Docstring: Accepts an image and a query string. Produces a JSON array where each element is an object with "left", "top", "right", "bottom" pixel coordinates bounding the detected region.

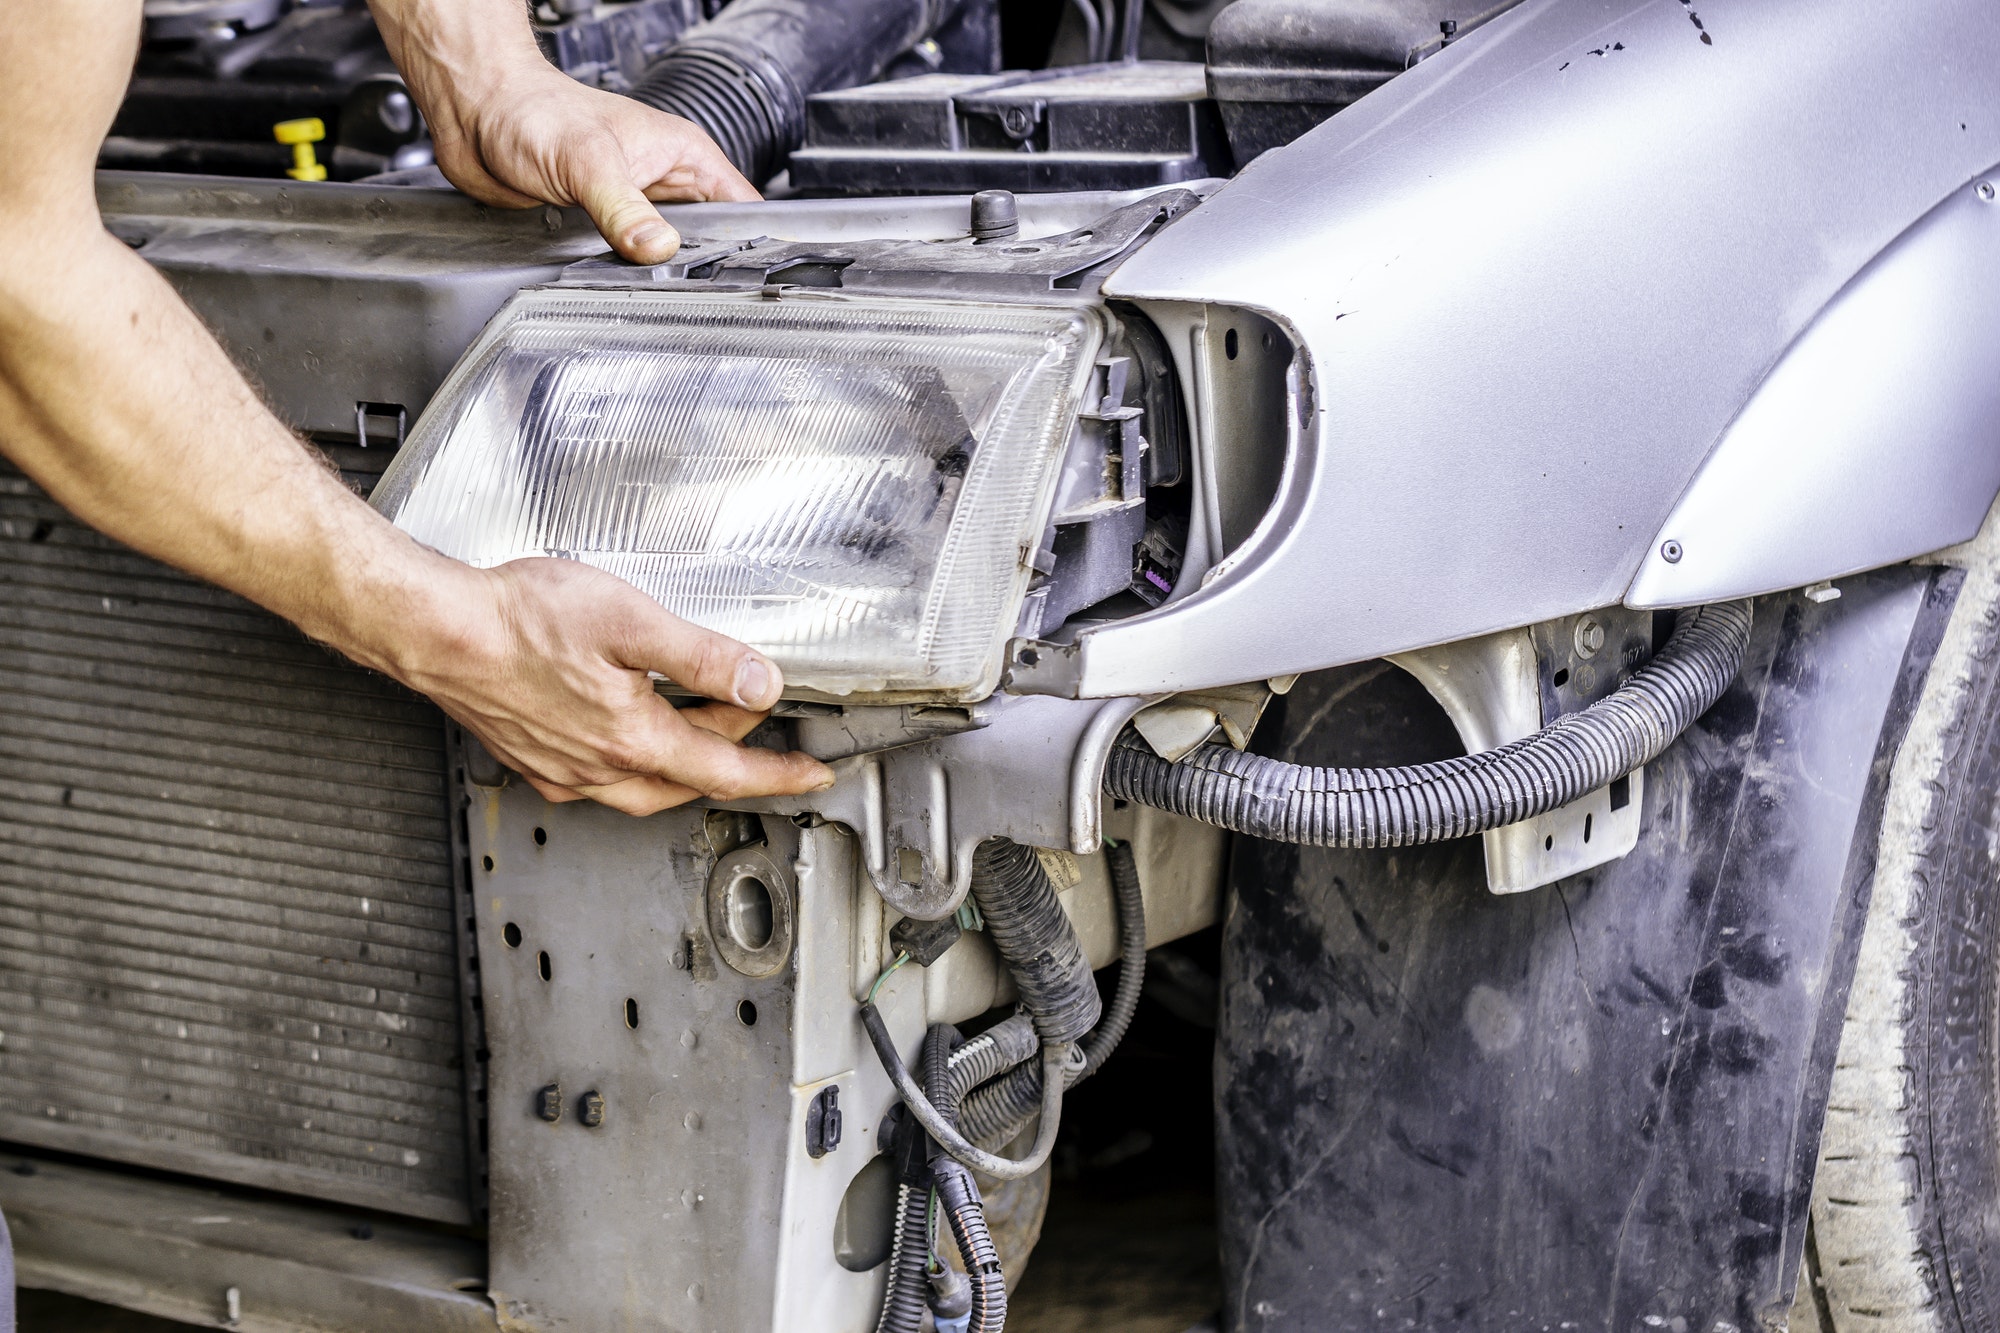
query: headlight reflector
[{"left": 372, "top": 289, "right": 1106, "bottom": 700}]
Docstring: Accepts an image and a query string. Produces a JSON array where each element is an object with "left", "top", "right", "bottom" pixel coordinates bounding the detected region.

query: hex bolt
[
  {"left": 535, "top": 1082, "right": 563, "bottom": 1123},
  {"left": 1573, "top": 618, "right": 1606, "bottom": 659},
  {"left": 579, "top": 1090, "right": 606, "bottom": 1128},
  {"left": 1660, "top": 540, "right": 1684, "bottom": 564},
  {"left": 969, "top": 190, "right": 1020, "bottom": 242}
]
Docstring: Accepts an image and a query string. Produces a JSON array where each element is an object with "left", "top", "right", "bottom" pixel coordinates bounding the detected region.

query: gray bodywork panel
[
  {"left": 1084, "top": 0, "right": 2000, "bottom": 695},
  {"left": 1627, "top": 173, "right": 2000, "bottom": 607},
  {"left": 96, "top": 172, "right": 1189, "bottom": 440}
]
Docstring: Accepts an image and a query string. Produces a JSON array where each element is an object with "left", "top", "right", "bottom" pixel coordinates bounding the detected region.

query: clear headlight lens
[{"left": 372, "top": 289, "right": 1105, "bottom": 701}]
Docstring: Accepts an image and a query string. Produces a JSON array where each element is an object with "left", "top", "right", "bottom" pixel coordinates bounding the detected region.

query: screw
[
  {"left": 535, "top": 1082, "right": 563, "bottom": 1123},
  {"left": 578, "top": 1090, "right": 606, "bottom": 1128},
  {"left": 1573, "top": 617, "right": 1606, "bottom": 659},
  {"left": 1980, "top": 181, "right": 1996, "bottom": 202},
  {"left": 1440, "top": 18, "right": 1458, "bottom": 37},
  {"left": 1660, "top": 540, "right": 1684, "bottom": 564}
]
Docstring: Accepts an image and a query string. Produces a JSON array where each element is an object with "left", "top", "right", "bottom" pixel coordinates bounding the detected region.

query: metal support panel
[
  {"left": 466, "top": 777, "right": 1223, "bottom": 1331},
  {"left": 2, "top": 1151, "right": 493, "bottom": 1333},
  {"left": 1390, "top": 608, "right": 1649, "bottom": 895}
]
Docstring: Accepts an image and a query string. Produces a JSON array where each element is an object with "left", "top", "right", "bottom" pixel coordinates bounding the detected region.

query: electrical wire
[
  {"left": 861, "top": 1003, "right": 1072, "bottom": 1180},
  {"left": 868, "top": 950, "right": 912, "bottom": 1005}
]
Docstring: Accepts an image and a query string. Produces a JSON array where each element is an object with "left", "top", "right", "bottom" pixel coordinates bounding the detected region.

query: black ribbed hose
[
  {"left": 969, "top": 839, "right": 1102, "bottom": 1045},
  {"left": 877, "top": 1024, "right": 969, "bottom": 1333},
  {"left": 628, "top": 0, "right": 952, "bottom": 185},
  {"left": 957, "top": 841, "right": 1147, "bottom": 1147},
  {"left": 947, "top": 1015, "right": 1039, "bottom": 1101},
  {"left": 934, "top": 1157, "right": 1007, "bottom": 1333},
  {"left": 1105, "top": 602, "right": 1752, "bottom": 846},
  {"left": 874, "top": 1181, "right": 931, "bottom": 1333},
  {"left": 860, "top": 839, "right": 1098, "bottom": 1179}
]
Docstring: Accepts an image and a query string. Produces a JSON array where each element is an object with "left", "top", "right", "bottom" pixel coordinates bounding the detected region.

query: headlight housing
[{"left": 372, "top": 288, "right": 1108, "bottom": 701}]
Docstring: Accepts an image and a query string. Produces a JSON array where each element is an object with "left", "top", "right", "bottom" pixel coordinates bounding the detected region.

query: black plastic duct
[
  {"left": 1106, "top": 602, "right": 1752, "bottom": 846},
  {"left": 627, "top": 0, "right": 957, "bottom": 186}
]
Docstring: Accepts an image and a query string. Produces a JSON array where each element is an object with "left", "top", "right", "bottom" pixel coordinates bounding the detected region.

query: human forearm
[
  {"left": 365, "top": 0, "right": 545, "bottom": 159},
  {"left": 0, "top": 221, "right": 463, "bottom": 679}
]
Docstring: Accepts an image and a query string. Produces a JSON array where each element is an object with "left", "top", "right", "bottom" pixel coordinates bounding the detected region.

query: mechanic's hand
[
  {"left": 405, "top": 558, "right": 833, "bottom": 817},
  {"left": 370, "top": 1, "right": 759, "bottom": 264}
]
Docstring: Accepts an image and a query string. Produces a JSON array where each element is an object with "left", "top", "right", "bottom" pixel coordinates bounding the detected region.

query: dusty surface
[
  {"left": 1008, "top": 1184, "right": 1219, "bottom": 1333},
  {"left": 18, "top": 1289, "right": 191, "bottom": 1331}
]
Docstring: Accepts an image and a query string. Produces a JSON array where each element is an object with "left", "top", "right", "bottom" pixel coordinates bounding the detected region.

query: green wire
[
  {"left": 866, "top": 950, "right": 912, "bottom": 1005},
  {"left": 926, "top": 1187, "right": 942, "bottom": 1271}
]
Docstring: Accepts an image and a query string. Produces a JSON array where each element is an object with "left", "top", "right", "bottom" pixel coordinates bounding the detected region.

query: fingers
[
  {"left": 577, "top": 168, "right": 683, "bottom": 264},
  {"left": 620, "top": 709, "right": 834, "bottom": 800},
  {"left": 521, "top": 774, "right": 586, "bottom": 804},
  {"left": 623, "top": 106, "right": 761, "bottom": 203},
  {"left": 675, "top": 701, "right": 774, "bottom": 744},
  {"left": 611, "top": 599, "right": 785, "bottom": 711},
  {"left": 571, "top": 775, "right": 703, "bottom": 816}
]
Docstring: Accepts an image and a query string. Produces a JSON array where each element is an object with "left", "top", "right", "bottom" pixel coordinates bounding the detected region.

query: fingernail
[
  {"left": 734, "top": 657, "right": 773, "bottom": 708},
  {"left": 628, "top": 221, "right": 677, "bottom": 256}
]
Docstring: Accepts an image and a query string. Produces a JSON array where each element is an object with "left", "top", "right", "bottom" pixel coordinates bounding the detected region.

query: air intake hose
[
  {"left": 1105, "top": 601, "right": 1752, "bottom": 846},
  {"left": 628, "top": 0, "right": 954, "bottom": 185}
]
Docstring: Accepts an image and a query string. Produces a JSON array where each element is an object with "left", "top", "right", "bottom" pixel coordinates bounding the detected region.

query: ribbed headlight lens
[{"left": 372, "top": 288, "right": 1106, "bottom": 700}]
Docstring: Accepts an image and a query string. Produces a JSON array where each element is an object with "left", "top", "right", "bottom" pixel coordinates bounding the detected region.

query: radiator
[{"left": 0, "top": 466, "right": 473, "bottom": 1224}]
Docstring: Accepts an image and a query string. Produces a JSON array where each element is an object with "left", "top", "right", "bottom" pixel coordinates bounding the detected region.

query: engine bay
[{"left": 113, "top": 0, "right": 1512, "bottom": 190}]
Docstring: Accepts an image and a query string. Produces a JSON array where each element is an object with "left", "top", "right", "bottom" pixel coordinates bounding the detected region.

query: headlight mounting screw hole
[
  {"left": 537, "top": 951, "right": 551, "bottom": 982},
  {"left": 533, "top": 827, "right": 546, "bottom": 847},
  {"left": 502, "top": 922, "right": 522, "bottom": 949},
  {"left": 1660, "top": 539, "right": 1684, "bottom": 564},
  {"left": 625, "top": 997, "right": 639, "bottom": 1030},
  {"left": 481, "top": 854, "right": 494, "bottom": 873},
  {"left": 1224, "top": 328, "right": 1239, "bottom": 360},
  {"left": 1980, "top": 180, "right": 1996, "bottom": 202},
  {"left": 724, "top": 874, "right": 775, "bottom": 951},
  {"left": 737, "top": 1000, "right": 758, "bottom": 1027}
]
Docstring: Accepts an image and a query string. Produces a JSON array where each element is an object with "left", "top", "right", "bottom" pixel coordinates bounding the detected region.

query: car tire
[{"left": 1812, "top": 509, "right": 2000, "bottom": 1332}]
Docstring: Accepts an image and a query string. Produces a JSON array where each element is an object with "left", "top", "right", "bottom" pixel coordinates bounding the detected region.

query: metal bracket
[
  {"left": 1391, "top": 607, "right": 1654, "bottom": 895},
  {"left": 352, "top": 400, "right": 406, "bottom": 448}
]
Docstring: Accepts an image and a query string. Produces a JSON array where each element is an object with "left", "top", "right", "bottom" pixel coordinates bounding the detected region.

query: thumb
[
  {"left": 580, "top": 173, "right": 681, "bottom": 264},
  {"left": 612, "top": 597, "right": 786, "bottom": 712}
]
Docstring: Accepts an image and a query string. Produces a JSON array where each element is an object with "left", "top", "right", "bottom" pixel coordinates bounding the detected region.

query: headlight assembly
[{"left": 372, "top": 288, "right": 1109, "bottom": 701}]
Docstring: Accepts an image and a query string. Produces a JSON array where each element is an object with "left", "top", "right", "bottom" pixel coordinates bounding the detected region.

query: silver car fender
[{"left": 1070, "top": 0, "right": 2000, "bottom": 696}]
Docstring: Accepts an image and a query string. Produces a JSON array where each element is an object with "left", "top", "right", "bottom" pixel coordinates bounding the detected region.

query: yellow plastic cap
[{"left": 273, "top": 117, "right": 325, "bottom": 146}]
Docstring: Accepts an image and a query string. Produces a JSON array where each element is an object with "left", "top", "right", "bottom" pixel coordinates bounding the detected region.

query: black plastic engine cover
[
  {"left": 1205, "top": 0, "right": 1527, "bottom": 162},
  {"left": 788, "top": 61, "right": 1231, "bottom": 195}
]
